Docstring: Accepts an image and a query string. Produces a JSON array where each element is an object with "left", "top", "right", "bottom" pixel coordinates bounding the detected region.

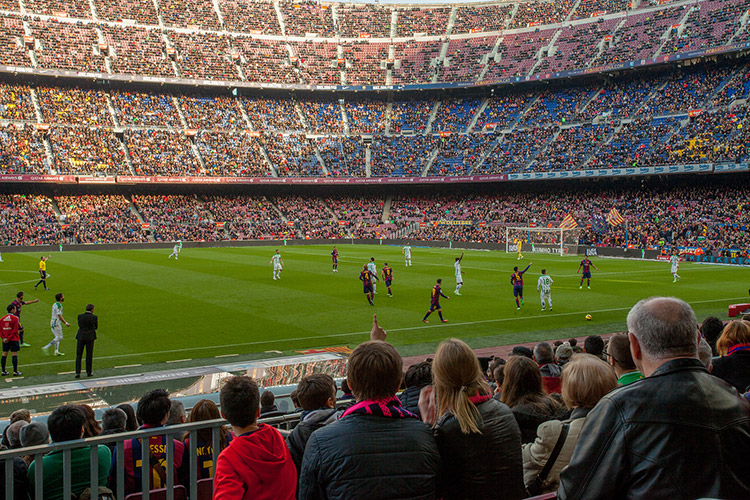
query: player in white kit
[
  {"left": 271, "top": 249, "right": 284, "bottom": 280},
  {"left": 367, "top": 257, "right": 378, "bottom": 294},
  {"left": 454, "top": 251, "right": 464, "bottom": 295},
  {"left": 42, "top": 293, "right": 70, "bottom": 356},
  {"left": 537, "top": 269, "right": 553, "bottom": 312},
  {"left": 402, "top": 243, "right": 412, "bottom": 267},
  {"left": 168, "top": 240, "right": 182, "bottom": 259},
  {"left": 670, "top": 251, "right": 681, "bottom": 282}
]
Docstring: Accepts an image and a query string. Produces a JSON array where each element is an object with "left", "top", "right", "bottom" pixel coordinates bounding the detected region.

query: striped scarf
[{"left": 341, "top": 396, "right": 418, "bottom": 420}]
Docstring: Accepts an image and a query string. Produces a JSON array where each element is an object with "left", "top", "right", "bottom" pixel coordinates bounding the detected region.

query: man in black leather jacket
[{"left": 558, "top": 296, "right": 750, "bottom": 500}]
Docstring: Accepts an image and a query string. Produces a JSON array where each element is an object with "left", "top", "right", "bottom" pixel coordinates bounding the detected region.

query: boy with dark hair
[
  {"left": 286, "top": 374, "right": 339, "bottom": 471},
  {"left": 214, "top": 376, "right": 296, "bottom": 500},
  {"left": 109, "top": 389, "right": 185, "bottom": 495},
  {"left": 583, "top": 334, "right": 605, "bottom": 360},
  {"left": 29, "top": 405, "right": 110, "bottom": 499}
]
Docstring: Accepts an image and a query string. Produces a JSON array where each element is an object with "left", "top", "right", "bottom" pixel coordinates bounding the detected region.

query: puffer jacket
[
  {"left": 398, "top": 385, "right": 425, "bottom": 419},
  {"left": 558, "top": 358, "right": 750, "bottom": 500},
  {"left": 286, "top": 408, "right": 340, "bottom": 472},
  {"left": 433, "top": 398, "right": 526, "bottom": 500},
  {"left": 298, "top": 413, "right": 440, "bottom": 500}
]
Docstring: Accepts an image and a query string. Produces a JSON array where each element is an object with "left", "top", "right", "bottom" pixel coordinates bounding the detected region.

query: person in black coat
[
  {"left": 711, "top": 320, "right": 750, "bottom": 392},
  {"left": 75, "top": 304, "right": 97, "bottom": 378},
  {"left": 299, "top": 320, "right": 440, "bottom": 500}
]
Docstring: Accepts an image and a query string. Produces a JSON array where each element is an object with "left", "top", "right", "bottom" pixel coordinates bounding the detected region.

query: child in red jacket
[{"left": 214, "top": 376, "right": 296, "bottom": 500}]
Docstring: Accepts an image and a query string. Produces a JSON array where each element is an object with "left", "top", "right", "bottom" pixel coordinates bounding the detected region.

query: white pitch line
[
  {"left": 17, "top": 295, "right": 749, "bottom": 368},
  {"left": 115, "top": 364, "right": 141, "bottom": 369},
  {"left": 166, "top": 359, "right": 192, "bottom": 363},
  {"left": 58, "top": 370, "right": 76, "bottom": 375},
  {"left": 0, "top": 279, "right": 43, "bottom": 287}
]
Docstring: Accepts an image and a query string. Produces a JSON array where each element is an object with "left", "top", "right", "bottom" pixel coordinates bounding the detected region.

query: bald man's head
[{"left": 627, "top": 297, "right": 698, "bottom": 360}]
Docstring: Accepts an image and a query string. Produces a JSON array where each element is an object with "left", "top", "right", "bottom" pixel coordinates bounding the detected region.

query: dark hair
[
  {"left": 436, "top": 279, "right": 442, "bottom": 284},
  {"left": 220, "top": 376, "right": 260, "bottom": 427},
  {"left": 541, "top": 269, "right": 546, "bottom": 274},
  {"left": 290, "top": 390, "right": 300, "bottom": 408},
  {"left": 184, "top": 399, "right": 229, "bottom": 451},
  {"left": 584, "top": 335, "right": 605, "bottom": 356},
  {"left": 340, "top": 379, "right": 352, "bottom": 395},
  {"left": 78, "top": 404, "right": 102, "bottom": 438},
  {"left": 136, "top": 389, "right": 172, "bottom": 426},
  {"left": 55, "top": 293, "right": 63, "bottom": 302},
  {"left": 48, "top": 405, "right": 85, "bottom": 442},
  {"left": 568, "top": 337, "right": 578, "bottom": 347},
  {"left": 117, "top": 403, "right": 139, "bottom": 431},
  {"left": 347, "top": 341, "right": 403, "bottom": 401},
  {"left": 403, "top": 361, "right": 432, "bottom": 388},
  {"left": 260, "top": 390, "right": 275, "bottom": 407},
  {"left": 296, "top": 373, "right": 336, "bottom": 411},
  {"left": 488, "top": 358, "right": 505, "bottom": 383},
  {"left": 510, "top": 346, "right": 533, "bottom": 359},
  {"left": 513, "top": 266, "right": 518, "bottom": 271},
  {"left": 16, "top": 291, "right": 23, "bottom": 299},
  {"left": 700, "top": 316, "right": 724, "bottom": 354},
  {"left": 7, "top": 303, "right": 15, "bottom": 313},
  {"left": 101, "top": 408, "right": 127, "bottom": 432},
  {"left": 606, "top": 333, "right": 636, "bottom": 370},
  {"left": 86, "top": 304, "right": 94, "bottom": 312},
  {"left": 501, "top": 356, "right": 550, "bottom": 409}
]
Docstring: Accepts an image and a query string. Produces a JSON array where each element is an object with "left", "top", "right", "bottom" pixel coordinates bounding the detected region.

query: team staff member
[
  {"left": 34, "top": 256, "right": 51, "bottom": 291},
  {"left": 12, "top": 291, "right": 39, "bottom": 347},
  {"left": 75, "top": 304, "right": 98, "bottom": 378},
  {"left": 1, "top": 303, "right": 22, "bottom": 376}
]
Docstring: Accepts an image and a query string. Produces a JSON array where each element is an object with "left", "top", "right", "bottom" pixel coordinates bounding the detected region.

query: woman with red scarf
[{"left": 711, "top": 320, "right": 750, "bottom": 392}]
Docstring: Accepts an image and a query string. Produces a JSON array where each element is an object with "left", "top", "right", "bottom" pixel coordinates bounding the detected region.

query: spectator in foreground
[
  {"left": 182, "top": 399, "right": 231, "bottom": 481},
  {"left": 30, "top": 405, "right": 111, "bottom": 500},
  {"left": 583, "top": 335, "right": 605, "bottom": 360},
  {"left": 109, "top": 389, "right": 184, "bottom": 495},
  {"left": 79, "top": 404, "right": 102, "bottom": 438},
  {"left": 523, "top": 354, "right": 617, "bottom": 494},
  {"left": 558, "top": 297, "right": 750, "bottom": 500},
  {"left": 700, "top": 315, "right": 724, "bottom": 355},
  {"left": 116, "top": 403, "right": 138, "bottom": 431},
  {"left": 286, "top": 373, "right": 340, "bottom": 472},
  {"left": 501, "top": 356, "right": 565, "bottom": 443},
  {"left": 214, "top": 376, "right": 296, "bottom": 500},
  {"left": 711, "top": 320, "right": 750, "bottom": 392},
  {"left": 421, "top": 338, "right": 525, "bottom": 500},
  {"left": 604, "top": 333, "right": 643, "bottom": 386},
  {"left": 299, "top": 340, "right": 440, "bottom": 499},
  {"left": 399, "top": 360, "right": 432, "bottom": 418}
]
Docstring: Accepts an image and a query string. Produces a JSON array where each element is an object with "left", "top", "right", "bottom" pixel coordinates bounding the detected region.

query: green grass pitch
[{"left": 0, "top": 244, "right": 746, "bottom": 379}]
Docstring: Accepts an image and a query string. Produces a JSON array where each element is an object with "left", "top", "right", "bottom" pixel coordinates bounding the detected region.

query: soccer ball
[{"left": 585, "top": 314, "right": 592, "bottom": 321}]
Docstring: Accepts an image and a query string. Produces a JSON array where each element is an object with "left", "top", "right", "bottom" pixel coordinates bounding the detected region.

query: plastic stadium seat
[
  {"left": 124, "top": 485, "right": 187, "bottom": 500},
  {"left": 197, "top": 478, "right": 213, "bottom": 500}
]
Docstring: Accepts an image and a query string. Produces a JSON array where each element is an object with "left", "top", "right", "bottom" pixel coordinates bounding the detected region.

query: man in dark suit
[{"left": 75, "top": 304, "right": 98, "bottom": 378}]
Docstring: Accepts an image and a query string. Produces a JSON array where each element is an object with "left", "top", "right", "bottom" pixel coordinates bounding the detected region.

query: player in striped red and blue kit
[
  {"left": 422, "top": 279, "right": 449, "bottom": 323},
  {"left": 511, "top": 263, "right": 532, "bottom": 310},
  {"left": 331, "top": 247, "right": 339, "bottom": 272},
  {"left": 577, "top": 257, "right": 599, "bottom": 289},
  {"left": 381, "top": 263, "right": 394, "bottom": 297},
  {"left": 359, "top": 265, "right": 377, "bottom": 306}
]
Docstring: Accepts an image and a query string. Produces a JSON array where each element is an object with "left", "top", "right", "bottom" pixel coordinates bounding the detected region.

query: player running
[
  {"left": 359, "top": 265, "right": 377, "bottom": 306},
  {"left": 511, "top": 262, "right": 532, "bottom": 310},
  {"left": 367, "top": 258, "right": 378, "bottom": 294},
  {"left": 422, "top": 279, "right": 449, "bottom": 323},
  {"left": 331, "top": 246, "right": 339, "bottom": 272},
  {"left": 577, "top": 257, "right": 598, "bottom": 289},
  {"left": 34, "top": 256, "right": 51, "bottom": 291},
  {"left": 402, "top": 243, "right": 412, "bottom": 267},
  {"left": 670, "top": 251, "right": 681, "bottom": 282},
  {"left": 382, "top": 263, "right": 394, "bottom": 297},
  {"left": 12, "top": 291, "right": 39, "bottom": 348},
  {"left": 42, "top": 293, "right": 70, "bottom": 356},
  {"left": 168, "top": 240, "right": 182, "bottom": 260},
  {"left": 454, "top": 251, "right": 464, "bottom": 295},
  {"left": 537, "top": 269, "right": 554, "bottom": 312},
  {"left": 271, "top": 249, "right": 284, "bottom": 280}
]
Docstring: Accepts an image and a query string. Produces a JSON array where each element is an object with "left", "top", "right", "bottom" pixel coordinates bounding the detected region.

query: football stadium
[{"left": 1, "top": 0, "right": 750, "bottom": 497}]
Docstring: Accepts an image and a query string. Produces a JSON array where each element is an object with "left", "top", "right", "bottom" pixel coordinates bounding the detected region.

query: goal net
[{"left": 505, "top": 227, "right": 581, "bottom": 256}]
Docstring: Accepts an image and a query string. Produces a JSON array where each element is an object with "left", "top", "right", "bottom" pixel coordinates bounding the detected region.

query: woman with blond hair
[
  {"left": 420, "top": 338, "right": 526, "bottom": 500},
  {"left": 522, "top": 354, "right": 617, "bottom": 494},
  {"left": 711, "top": 320, "right": 750, "bottom": 392}
]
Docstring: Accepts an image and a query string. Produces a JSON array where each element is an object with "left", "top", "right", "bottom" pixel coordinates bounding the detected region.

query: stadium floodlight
[{"left": 505, "top": 226, "right": 581, "bottom": 256}]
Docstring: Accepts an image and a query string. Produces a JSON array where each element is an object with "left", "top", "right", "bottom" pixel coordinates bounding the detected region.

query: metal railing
[{"left": 0, "top": 411, "right": 304, "bottom": 500}]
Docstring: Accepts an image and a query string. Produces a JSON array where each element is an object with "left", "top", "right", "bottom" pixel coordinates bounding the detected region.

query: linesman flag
[
  {"left": 559, "top": 214, "right": 578, "bottom": 229},
  {"left": 606, "top": 207, "right": 625, "bottom": 226}
]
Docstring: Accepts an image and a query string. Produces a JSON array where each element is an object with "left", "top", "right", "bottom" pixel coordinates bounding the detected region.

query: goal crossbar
[{"left": 505, "top": 226, "right": 580, "bottom": 256}]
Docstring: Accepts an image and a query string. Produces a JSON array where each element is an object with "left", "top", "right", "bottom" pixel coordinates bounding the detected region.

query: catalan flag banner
[
  {"left": 606, "top": 207, "right": 625, "bottom": 226},
  {"left": 560, "top": 214, "right": 578, "bottom": 229}
]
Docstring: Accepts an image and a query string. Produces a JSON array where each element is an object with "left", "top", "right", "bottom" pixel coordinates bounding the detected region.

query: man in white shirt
[
  {"left": 670, "top": 252, "right": 681, "bottom": 282},
  {"left": 271, "top": 250, "right": 284, "bottom": 280},
  {"left": 454, "top": 251, "right": 464, "bottom": 295},
  {"left": 42, "top": 293, "right": 70, "bottom": 356},
  {"left": 537, "top": 269, "right": 554, "bottom": 312},
  {"left": 402, "top": 243, "right": 412, "bottom": 267},
  {"left": 367, "top": 258, "right": 378, "bottom": 294},
  {"left": 168, "top": 240, "right": 182, "bottom": 260}
]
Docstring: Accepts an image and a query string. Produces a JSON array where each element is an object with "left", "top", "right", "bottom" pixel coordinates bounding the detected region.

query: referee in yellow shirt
[{"left": 34, "top": 255, "right": 51, "bottom": 291}]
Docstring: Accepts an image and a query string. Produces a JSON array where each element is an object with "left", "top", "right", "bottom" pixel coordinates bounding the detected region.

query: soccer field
[{"left": 0, "top": 244, "right": 747, "bottom": 379}]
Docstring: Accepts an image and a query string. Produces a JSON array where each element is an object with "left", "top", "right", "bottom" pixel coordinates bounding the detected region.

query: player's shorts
[
  {"left": 456, "top": 277, "right": 463, "bottom": 284},
  {"left": 384, "top": 280, "right": 392, "bottom": 287},
  {"left": 50, "top": 324, "right": 63, "bottom": 340},
  {"left": 370, "top": 276, "right": 377, "bottom": 284},
  {"left": 40, "top": 270, "right": 47, "bottom": 278},
  {"left": 332, "top": 257, "right": 337, "bottom": 263},
  {"left": 429, "top": 302, "right": 441, "bottom": 311},
  {"left": 274, "top": 264, "right": 282, "bottom": 271},
  {"left": 671, "top": 266, "right": 678, "bottom": 273},
  {"left": 581, "top": 271, "right": 591, "bottom": 279},
  {"left": 363, "top": 284, "right": 373, "bottom": 294},
  {"left": 540, "top": 291, "right": 551, "bottom": 299},
  {"left": 513, "top": 285, "right": 524, "bottom": 297},
  {"left": 2, "top": 340, "right": 19, "bottom": 352}
]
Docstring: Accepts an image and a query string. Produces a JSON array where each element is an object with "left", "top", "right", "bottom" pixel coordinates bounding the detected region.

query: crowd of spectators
[
  {"left": 0, "top": 194, "right": 60, "bottom": 245},
  {"left": 453, "top": 4, "right": 513, "bottom": 34},
  {"left": 110, "top": 90, "right": 182, "bottom": 128},
  {"left": 440, "top": 36, "right": 497, "bottom": 83},
  {"left": 510, "top": 0, "right": 576, "bottom": 29},
  {"left": 202, "top": 194, "right": 287, "bottom": 240},
  {"left": 0, "top": 124, "right": 48, "bottom": 174},
  {"left": 243, "top": 98, "right": 303, "bottom": 132},
  {"left": 94, "top": 0, "right": 159, "bottom": 23},
  {"left": 337, "top": 4, "right": 391, "bottom": 38},
  {"left": 36, "top": 87, "right": 111, "bottom": 126},
  {"left": 56, "top": 195, "right": 147, "bottom": 243},
  {"left": 264, "top": 134, "right": 323, "bottom": 177},
  {"left": 396, "top": 6, "right": 450, "bottom": 36},
  {"left": 25, "top": 0, "right": 90, "bottom": 18},
  {"left": 102, "top": 25, "right": 175, "bottom": 77},
  {"left": 220, "top": 0, "right": 281, "bottom": 35},
  {"left": 316, "top": 136, "right": 366, "bottom": 177},
  {"left": 280, "top": 0, "right": 335, "bottom": 37},
  {"left": 29, "top": 19, "right": 105, "bottom": 73},
  {"left": 196, "top": 131, "right": 270, "bottom": 177},
  {"left": 371, "top": 135, "right": 436, "bottom": 177},
  {"left": 125, "top": 129, "right": 201, "bottom": 176},
  {"left": 168, "top": 32, "right": 238, "bottom": 81},
  {"left": 342, "top": 41, "right": 388, "bottom": 86},
  {"left": 0, "top": 15, "right": 30, "bottom": 67},
  {"left": 133, "top": 194, "right": 219, "bottom": 241},
  {"left": 432, "top": 98, "right": 482, "bottom": 133},
  {"left": 344, "top": 99, "right": 386, "bottom": 134},
  {"left": 179, "top": 95, "right": 244, "bottom": 130},
  {"left": 49, "top": 126, "right": 128, "bottom": 175}
]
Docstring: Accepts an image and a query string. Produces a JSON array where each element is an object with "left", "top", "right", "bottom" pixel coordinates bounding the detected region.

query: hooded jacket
[
  {"left": 213, "top": 424, "right": 296, "bottom": 500},
  {"left": 286, "top": 408, "right": 340, "bottom": 472}
]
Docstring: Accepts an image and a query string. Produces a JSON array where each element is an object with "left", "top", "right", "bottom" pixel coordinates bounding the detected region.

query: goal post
[{"left": 505, "top": 226, "right": 581, "bottom": 256}]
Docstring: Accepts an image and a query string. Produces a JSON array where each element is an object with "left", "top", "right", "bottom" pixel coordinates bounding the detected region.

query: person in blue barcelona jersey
[
  {"left": 511, "top": 262, "right": 532, "bottom": 310},
  {"left": 577, "top": 257, "right": 599, "bottom": 289},
  {"left": 331, "top": 246, "right": 339, "bottom": 272},
  {"left": 359, "top": 265, "right": 377, "bottom": 306},
  {"left": 423, "top": 279, "right": 449, "bottom": 323},
  {"left": 382, "top": 263, "right": 394, "bottom": 297}
]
